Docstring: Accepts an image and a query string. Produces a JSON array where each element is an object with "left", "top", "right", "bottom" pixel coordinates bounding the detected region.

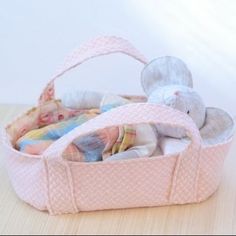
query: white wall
[{"left": 0, "top": 0, "right": 236, "bottom": 115}]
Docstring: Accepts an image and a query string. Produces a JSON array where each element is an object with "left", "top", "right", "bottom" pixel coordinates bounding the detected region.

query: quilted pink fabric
[{"left": 1, "top": 36, "right": 233, "bottom": 215}]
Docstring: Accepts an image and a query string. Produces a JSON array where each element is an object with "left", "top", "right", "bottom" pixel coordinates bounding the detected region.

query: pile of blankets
[{"left": 16, "top": 94, "right": 159, "bottom": 162}]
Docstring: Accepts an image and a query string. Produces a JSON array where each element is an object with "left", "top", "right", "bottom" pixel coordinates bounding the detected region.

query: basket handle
[
  {"left": 43, "top": 103, "right": 202, "bottom": 203},
  {"left": 38, "top": 36, "right": 148, "bottom": 105}
]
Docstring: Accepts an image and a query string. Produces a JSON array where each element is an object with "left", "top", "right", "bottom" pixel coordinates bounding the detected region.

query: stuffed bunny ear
[
  {"left": 200, "top": 107, "right": 234, "bottom": 145},
  {"left": 141, "top": 56, "right": 193, "bottom": 95}
]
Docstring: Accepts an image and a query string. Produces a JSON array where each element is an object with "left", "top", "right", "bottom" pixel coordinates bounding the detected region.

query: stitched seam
[
  {"left": 168, "top": 153, "right": 182, "bottom": 202},
  {"left": 65, "top": 162, "right": 79, "bottom": 213},
  {"left": 43, "top": 157, "right": 54, "bottom": 214},
  {"left": 195, "top": 147, "right": 202, "bottom": 202}
]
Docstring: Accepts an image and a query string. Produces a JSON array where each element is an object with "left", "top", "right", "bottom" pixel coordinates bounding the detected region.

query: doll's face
[{"left": 148, "top": 85, "right": 206, "bottom": 129}]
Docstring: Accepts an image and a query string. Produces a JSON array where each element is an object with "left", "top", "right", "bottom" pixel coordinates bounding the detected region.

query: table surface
[{"left": 0, "top": 104, "right": 236, "bottom": 235}]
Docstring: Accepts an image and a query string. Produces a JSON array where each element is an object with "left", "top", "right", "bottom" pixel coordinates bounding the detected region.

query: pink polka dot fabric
[{"left": 1, "top": 36, "right": 233, "bottom": 215}]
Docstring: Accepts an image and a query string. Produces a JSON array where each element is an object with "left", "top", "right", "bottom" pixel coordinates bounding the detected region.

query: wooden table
[{"left": 0, "top": 104, "right": 236, "bottom": 235}]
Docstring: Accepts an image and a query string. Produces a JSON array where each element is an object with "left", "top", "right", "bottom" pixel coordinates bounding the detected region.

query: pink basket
[{"left": 1, "top": 36, "right": 234, "bottom": 215}]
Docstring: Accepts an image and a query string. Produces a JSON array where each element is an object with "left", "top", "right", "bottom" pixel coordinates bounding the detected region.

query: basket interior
[{"left": 6, "top": 95, "right": 234, "bottom": 159}]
